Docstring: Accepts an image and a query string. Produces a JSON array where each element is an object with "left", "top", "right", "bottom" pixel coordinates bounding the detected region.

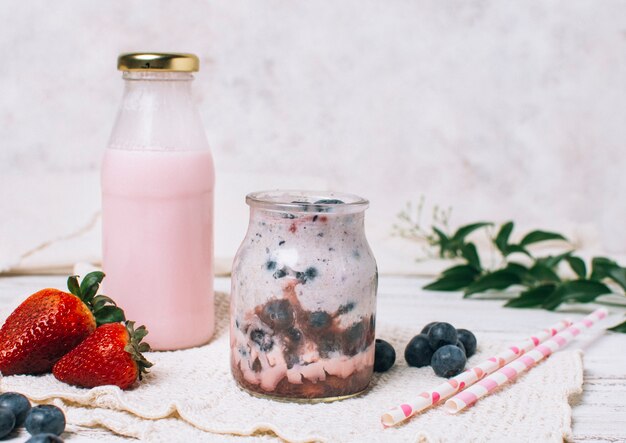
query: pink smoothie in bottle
[{"left": 102, "top": 53, "right": 215, "bottom": 350}]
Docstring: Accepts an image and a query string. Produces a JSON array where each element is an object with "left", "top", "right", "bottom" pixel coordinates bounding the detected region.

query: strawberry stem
[{"left": 123, "top": 321, "right": 153, "bottom": 380}]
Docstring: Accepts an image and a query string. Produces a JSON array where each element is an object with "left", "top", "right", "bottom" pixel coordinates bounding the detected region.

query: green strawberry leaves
[
  {"left": 94, "top": 305, "right": 126, "bottom": 326},
  {"left": 67, "top": 272, "right": 126, "bottom": 326},
  {"left": 67, "top": 275, "right": 81, "bottom": 297},
  {"left": 124, "top": 321, "right": 153, "bottom": 380}
]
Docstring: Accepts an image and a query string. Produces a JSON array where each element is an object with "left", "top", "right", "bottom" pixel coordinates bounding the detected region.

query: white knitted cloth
[{"left": 0, "top": 292, "right": 583, "bottom": 443}]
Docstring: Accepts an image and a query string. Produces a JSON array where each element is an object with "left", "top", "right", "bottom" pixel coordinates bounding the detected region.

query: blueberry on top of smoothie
[
  {"left": 265, "top": 260, "right": 277, "bottom": 271},
  {"left": 314, "top": 199, "right": 344, "bottom": 204},
  {"left": 259, "top": 299, "right": 294, "bottom": 330}
]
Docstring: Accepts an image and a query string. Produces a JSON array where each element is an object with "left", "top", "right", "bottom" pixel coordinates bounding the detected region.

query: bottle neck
[{"left": 108, "top": 71, "right": 209, "bottom": 152}]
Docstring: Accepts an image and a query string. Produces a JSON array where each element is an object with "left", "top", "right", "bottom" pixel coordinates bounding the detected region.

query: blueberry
[
  {"left": 404, "top": 334, "right": 434, "bottom": 368},
  {"left": 374, "top": 339, "right": 396, "bottom": 373},
  {"left": 0, "top": 392, "right": 31, "bottom": 427},
  {"left": 427, "top": 322, "right": 458, "bottom": 350},
  {"left": 431, "top": 345, "right": 467, "bottom": 378},
  {"left": 457, "top": 329, "right": 477, "bottom": 358},
  {"left": 265, "top": 260, "right": 277, "bottom": 271},
  {"left": 25, "top": 405, "right": 65, "bottom": 436},
  {"left": 420, "top": 321, "right": 438, "bottom": 335},
  {"left": 309, "top": 311, "right": 331, "bottom": 329},
  {"left": 250, "top": 329, "right": 274, "bottom": 352},
  {"left": 259, "top": 299, "right": 294, "bottom": 330},
  {"left": 0, "top": 407, "right": 15, "bottom": 438},
  {"left": 314, "top": 199, "right": 344, "bottom": 204},
  {"left": 26, "top": 433, "right": 64, "bottom": 443},
  {"left": 456, "top": 340, "right": 466, "bottom": 355}
]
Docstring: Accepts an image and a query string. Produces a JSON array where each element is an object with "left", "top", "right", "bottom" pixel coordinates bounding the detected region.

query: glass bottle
[
  {"left": 102, "top": 53, "right": 215, "bottom": 350},
  {"left": 230, "top": 190, "right": 378, "bottom": 401}
]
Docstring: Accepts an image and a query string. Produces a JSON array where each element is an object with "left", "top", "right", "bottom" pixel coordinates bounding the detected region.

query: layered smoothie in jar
[{"left": 230, "top": 191, "right": 378, "bottom": 400}]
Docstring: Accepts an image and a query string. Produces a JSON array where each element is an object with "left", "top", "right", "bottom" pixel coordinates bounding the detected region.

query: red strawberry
[
  {"left": 0, "top": 272, "right": 125, "bottom": 375},
  {"left": 53, "top": 321, "right": 152, "bottom": 390}
]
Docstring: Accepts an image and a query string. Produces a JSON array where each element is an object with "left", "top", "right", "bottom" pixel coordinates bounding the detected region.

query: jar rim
[{"left": 246, "top": 190, "right": 369, "bottom": 214}]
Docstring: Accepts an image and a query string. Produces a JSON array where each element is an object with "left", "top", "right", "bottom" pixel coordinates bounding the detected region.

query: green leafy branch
[{"left": 395, "top": 206, "right": 626, "bottom": 332}]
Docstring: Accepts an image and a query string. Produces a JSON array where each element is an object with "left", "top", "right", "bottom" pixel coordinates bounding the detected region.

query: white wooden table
[{"left": 0, "top": 275, "right": 624, "bottom": 442}]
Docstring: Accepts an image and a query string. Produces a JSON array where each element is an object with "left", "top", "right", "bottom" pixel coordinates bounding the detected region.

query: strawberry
[
  {"left": 52, "top": 321, "right": 152, "bottom": 390},
  {"left": 0, "top": 272, "right": 125, "bottom": 375}
]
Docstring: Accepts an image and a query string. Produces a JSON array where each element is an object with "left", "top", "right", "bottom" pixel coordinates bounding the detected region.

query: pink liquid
[{"left": 101, "top": 148, "right": 215, "bottom": 350}]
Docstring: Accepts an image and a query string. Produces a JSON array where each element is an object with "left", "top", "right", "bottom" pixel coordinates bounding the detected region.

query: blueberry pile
[
  {"left": 405, "top": 322, "right": 477, "bottom": 378},
  {"left": 0, "top": 392, "right": 65, "bottom": 442}
]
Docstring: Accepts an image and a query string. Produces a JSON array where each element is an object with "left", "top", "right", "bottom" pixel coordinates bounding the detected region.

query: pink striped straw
[
  {"left": 381, "top": 317, "right": 572, "bottom": 427},
  {"left": 445, "top": 308, "right": 608, "bottom": 414}
]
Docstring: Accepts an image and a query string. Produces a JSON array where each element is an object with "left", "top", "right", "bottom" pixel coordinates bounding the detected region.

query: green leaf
[
  {"left": 432, "top": 227, "right": 451, "bottom": 258},
  {"left": 464, "top": 270, "right": 522, "bottom": 297},
  {"left": 505, "top": 262, "right": 529, "bottom": 279},
  {"left": 495, "top": 221, "right": 514, "bottom": 254},
  {"left": 605, "top": 266, "right": 626, "bottom": 292},
  {"left": 528, "top": 263, "right": 561, "bottom": 283},
  {"left": 138, "top": 342, "right": 151, "bottom": 352},
  {"left": 91, "top": 295, "right": 117, "bottom": 311},
  {"left": 503, "top": 244, "right": 531, "bottom": 258},
  {"left": 520, "top": 230, "right": 568, "bottom": 247},
  {"left": 608, "top": 319, "right": 626, "bottom": 333},
  {"left": 423, "top": 272, "right": 478, "bottom": 291},
  {"left": 542, "top": 280, "right": 612, "bottom": 311},
  {"left": 461, "top": 243, "right": 481, "bottom": 270},
  {"left": 133, "top": 325, "right": 149, "bottom": 342},
  {"left": 590, "top": 257, "right": 617, "bottom": 280},
  {"left": 536, "top": 251, "right": 573, "bottom": 269},
  {"left": 80, "top": 271, "right": 105, "bottom": 303},
  {"left": 67, "top": 275, "right": 81, "bottom": 297},
  {"left": 565, "top": 256, "right": 587, "bottom": 279},
  {"left": 505, "top": 284, "right": 557, "bottom": 308},
  {"left": 590, "top": 257, "right": 626, "bottom": 292},
  {"left": 94, "top": 305, "right": 126, "bottom": 326},
  {"left": 452, "top": 222, "right": 492, "bottom": 242},
  {"left": 442, "top": 264, "right": 481, "bottom": 278}
]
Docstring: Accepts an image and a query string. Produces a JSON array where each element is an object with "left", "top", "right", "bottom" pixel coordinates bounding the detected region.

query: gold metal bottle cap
[{"left": 117, "top": 53, "right": 199, "bottom": 72}]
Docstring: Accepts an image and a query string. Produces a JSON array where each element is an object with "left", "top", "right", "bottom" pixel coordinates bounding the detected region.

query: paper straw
[
  {"left": 381, "top": 317, "right": 572, "bottom": 427},
  {"left": 445, "top": 308, "right": 608, "bottom": 414}
]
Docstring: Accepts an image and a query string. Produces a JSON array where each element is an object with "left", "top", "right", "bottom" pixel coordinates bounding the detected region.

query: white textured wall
[{"left": 1, "top": 1, "right": 625, "bottom": 273}]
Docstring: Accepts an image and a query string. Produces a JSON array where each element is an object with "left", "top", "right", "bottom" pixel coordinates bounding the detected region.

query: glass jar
[
  {"left": 230, "top": 190, "right": 378, "bottom": 401},
  {"left": 102, "top": 53, "right": 215, "bottom": 350}
]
